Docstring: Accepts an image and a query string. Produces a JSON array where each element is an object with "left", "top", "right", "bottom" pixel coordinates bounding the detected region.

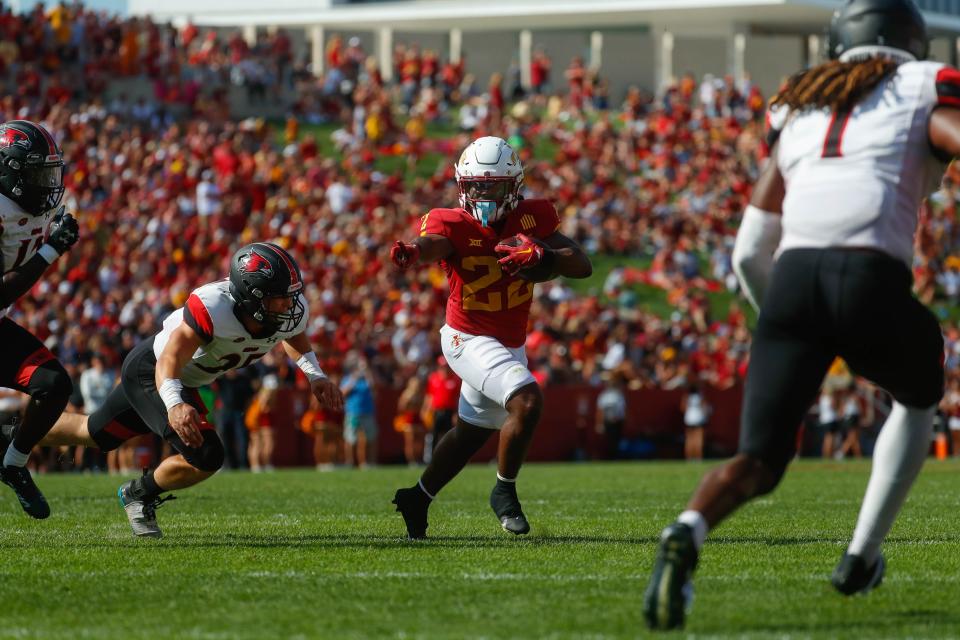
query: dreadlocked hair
[{"left": 770, "top": 57, "right": 900, "bottom": 113}]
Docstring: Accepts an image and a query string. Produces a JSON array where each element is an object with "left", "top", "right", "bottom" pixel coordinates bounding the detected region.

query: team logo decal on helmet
[
  {"left": 0, "top": 127, "right": 30, "bottom": 150},
  {"left": 239, "top": 251, "right": 274, "bottom": 278}
]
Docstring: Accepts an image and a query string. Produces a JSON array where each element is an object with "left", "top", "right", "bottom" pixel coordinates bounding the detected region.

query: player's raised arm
[
  {"left": 155, "top": 322, "right": 206, "bottom": 448},
  {"left": 281, "top": 331, "right": 344, "bottom": 412},
  {"left": 731, "top": 146, "right": 784, "bottom": 312}
]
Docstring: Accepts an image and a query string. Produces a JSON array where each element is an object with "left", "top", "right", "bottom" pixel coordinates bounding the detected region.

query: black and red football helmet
[
  {"left": 0, "top": 120, "right": 65, "bottom": 215},
  {"left": 228, "top": 242, "right": 305, "bottom": 333}
]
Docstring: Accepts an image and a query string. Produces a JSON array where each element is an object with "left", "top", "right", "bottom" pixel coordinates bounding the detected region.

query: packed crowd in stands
[{"left": 4, "top": 3, "right": 960, "bottom": 467}]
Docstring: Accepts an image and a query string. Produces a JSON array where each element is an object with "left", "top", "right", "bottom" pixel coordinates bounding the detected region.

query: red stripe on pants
[
  {"left": 16, "top": 347, "right": 56, "bottom": 388},
  {"left": 104, "top": 419, "right": 141, "bottom": 441}
]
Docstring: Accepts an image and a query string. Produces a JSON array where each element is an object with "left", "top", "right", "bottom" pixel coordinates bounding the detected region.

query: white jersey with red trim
[
  {"left": 152, "top": 279, "right": 309, "bottom": 388},
  {"left": 0, "top": 192, "right": 56, "bottom": 319},
  {"left": 771, "top": 60, "right": 953, "bottom": 266}
]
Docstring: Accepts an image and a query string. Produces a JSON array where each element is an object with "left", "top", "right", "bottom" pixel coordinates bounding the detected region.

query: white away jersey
[
  {"left": 771, "top": 60, "right": 956, "bottom": 266},
  {"left": 152, "top": 279, "right": 309, "bottom": 388},
  {"left": 0, "top": 192, "right": 57, "bottom": 319}
]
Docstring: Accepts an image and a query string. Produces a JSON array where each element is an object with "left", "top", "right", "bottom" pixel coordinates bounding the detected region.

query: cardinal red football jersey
[{"left": 419, "top": 199, "right": 560, "bottom": 348}]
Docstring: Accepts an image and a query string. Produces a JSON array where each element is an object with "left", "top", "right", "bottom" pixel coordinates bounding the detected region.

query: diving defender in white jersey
[
  {"left": 2, "top": 243, "right": 343, "bottom": 537},
  {"left": 644, "top": 0, "right": 960, "bottom": 629}
]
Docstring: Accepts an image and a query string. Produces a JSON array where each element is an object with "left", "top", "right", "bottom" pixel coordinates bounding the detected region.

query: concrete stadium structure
[{"left": 128, "top": 0, "right": 960, "bottom": 98}]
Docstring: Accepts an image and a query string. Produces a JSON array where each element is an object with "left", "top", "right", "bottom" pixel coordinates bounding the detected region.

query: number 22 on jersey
[{"left": 461, "top": 256, "right": 532, "bottom": 312}]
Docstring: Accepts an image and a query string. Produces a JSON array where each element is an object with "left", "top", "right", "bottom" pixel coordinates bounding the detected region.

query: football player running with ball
[
  {"left": 2, "top": 243, "right": 343, "bottom": 537},
  {"left": 390, "top": 136, "right": 591, "bottom": 538},
  {"left": 0, "top": 120, "right": 79, "bottom": 519},
  {"left": 644, "top": 0, "right": 960, "bottom": 630}
]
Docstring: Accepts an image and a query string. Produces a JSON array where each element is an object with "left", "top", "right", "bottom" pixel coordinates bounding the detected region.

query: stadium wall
[{"left": 264, "top": 386, "right": 744, "bottom": 467}]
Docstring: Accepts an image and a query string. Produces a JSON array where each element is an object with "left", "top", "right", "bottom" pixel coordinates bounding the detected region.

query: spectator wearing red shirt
[
  {"left": 181, "top": 22, "right": 198, "bottom": 48},
  {"left": 422, "top": 356, "right": 460, "bottom": 454},
  {"left": 421, "top": 49, "right": 438, "bottom": 87},
  {"left": 565, "top": 56, "right": 586, "bottom": 110},
  {"left": 326, "top": 34, "right": 343, "bottom": 70},
  {"left": 272, "top": 28, "right": 292, "bottom": 85},
  {"left": 488, "top": 72, "right": 504, "bottom": 126},
  {"left": 530, "top": 47, "right": 551, "bottom": 95}
]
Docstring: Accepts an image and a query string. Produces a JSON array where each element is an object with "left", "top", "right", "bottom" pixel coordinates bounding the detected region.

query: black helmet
[
  {"left": 229, "top": 242, "right": 306, "bottom": 334},
  {"left": 0, "top": 120, "right": 65, "bottom": 215},
  {"left": 828, "top": 0, "right": 928, "bottom": 62}
]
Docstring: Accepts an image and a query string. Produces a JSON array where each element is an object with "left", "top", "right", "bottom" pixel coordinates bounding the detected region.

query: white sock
[
  {"left": 3, "top": 444, "right": 29, "bottom": 468},
  {"left": 677, "top": 510, "right": 709, "bottom": 550},
  {"left": 496, "top": 473, "right": 516, "bottom": 483},
  {"left": 847, "top": 402, "right": 935, "bottom": 564},
  {"left": 417, "top": 479, "right": 436, "bottom": 501}
]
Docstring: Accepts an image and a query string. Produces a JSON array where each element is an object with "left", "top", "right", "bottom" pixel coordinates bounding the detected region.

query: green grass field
[{"left": 2, "top": 461, "right": 959, "bottom": 639}]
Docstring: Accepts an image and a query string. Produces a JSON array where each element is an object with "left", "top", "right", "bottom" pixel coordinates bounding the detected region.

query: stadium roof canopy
[{"left": 129, "top": 0, "right": 960, "bottom": 34}]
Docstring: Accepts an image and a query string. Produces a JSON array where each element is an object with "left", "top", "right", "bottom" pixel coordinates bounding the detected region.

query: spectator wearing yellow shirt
[{"left": 47, "top": 1, "right": 73, "bottom": 49}]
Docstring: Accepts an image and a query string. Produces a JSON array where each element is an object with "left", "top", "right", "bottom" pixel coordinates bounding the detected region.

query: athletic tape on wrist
[
  {"left": 159, "top": 378, "right": 185, "bottom": 411},
  {"left": 297, "top": 352, "right": 326, "bottom": 382},
  {"left": 37, "top": 243, "right": 60, "bottom": 264}
]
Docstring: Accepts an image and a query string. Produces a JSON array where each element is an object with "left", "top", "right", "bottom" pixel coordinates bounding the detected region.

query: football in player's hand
[{"left": 497, "top": 235, "right": 557, "bottom": 283}]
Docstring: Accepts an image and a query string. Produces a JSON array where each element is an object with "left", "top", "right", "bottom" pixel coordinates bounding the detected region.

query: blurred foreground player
[
  {"left": 645, "top": 0, "right": 960, "bottom": 629},
  {"left": 3, "top": 243, "right": 342, "bottom": 536},
  {"left": 390, "top": 136, "right": 591, "bottom": 537},
  {"left": 0, "top": 120, "right": 78, "bottom": 519}
]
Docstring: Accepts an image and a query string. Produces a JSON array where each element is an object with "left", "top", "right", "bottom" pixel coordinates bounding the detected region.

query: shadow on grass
[
  {"left": 707, "top": 534, "right": 960, "bottom": 545},
  {"left": 0, "top": 531, "right": 661, "bottom": 550},
  {"left": 723, "top": 609, "right": 960, "bottom": 636}
]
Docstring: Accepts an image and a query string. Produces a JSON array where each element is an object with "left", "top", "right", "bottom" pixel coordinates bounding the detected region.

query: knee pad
[
  {"left": 183, "top": 430, "right": 226, "bottom": 472},
  {"left": 27, "top": 360, "right": 73, "bottom": 401}
]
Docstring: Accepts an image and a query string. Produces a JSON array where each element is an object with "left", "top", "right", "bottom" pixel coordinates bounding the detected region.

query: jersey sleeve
[
  {"left": 529, "top": 200, "right": 561, "bottom": 238},
  {"left": 935, "top": 65, "right": 960, "bottom": 108},
  {"left": 418, "top": 208, "right": 451, "bottom": 238},
  {"left": 764, "top": 104, "right": 790, "bottom": 148},
  {"left": 183, "top": 293, "right": 214, "bottom": 344}
]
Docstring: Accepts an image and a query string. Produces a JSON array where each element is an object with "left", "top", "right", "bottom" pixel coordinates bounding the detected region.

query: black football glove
[{"left": 47, "top": 209, "right": 79, "bottom": 255}]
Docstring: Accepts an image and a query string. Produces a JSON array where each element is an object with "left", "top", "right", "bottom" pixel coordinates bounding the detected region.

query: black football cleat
[
  {"left": 831, "top": 552, "right": 885, "bottom": 596},
  {"left": 393, "top": 486, "right": 430, "bottom": 539},
  {"left": 643, "top": 522, "right": 698, "bottom": 630},
  {"left": 489, "top": 482, "right": 530, "bottom": 535},
  {"left": 0, "top": 464, "right": 50, "bottom": 519}
]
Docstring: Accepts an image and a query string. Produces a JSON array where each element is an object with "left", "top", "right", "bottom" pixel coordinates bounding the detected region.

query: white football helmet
[{"left": 455, "top": 136, "right": 524, "bottom": 227}]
